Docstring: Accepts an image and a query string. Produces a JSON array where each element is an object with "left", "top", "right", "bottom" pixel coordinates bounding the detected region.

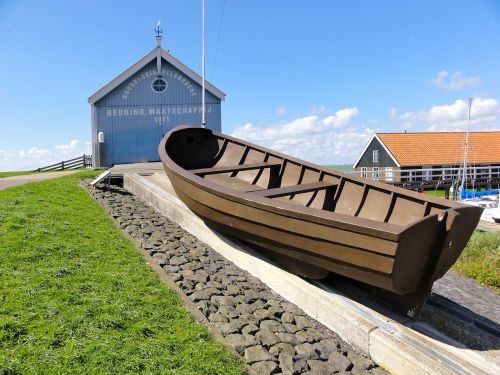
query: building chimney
[{"left": 155, "top": 21, "right": 163, "bottom": 77}]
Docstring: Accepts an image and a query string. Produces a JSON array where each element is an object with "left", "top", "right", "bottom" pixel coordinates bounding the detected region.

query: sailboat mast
[
  {"left": 201, "top": 0, "right": 206, "bottom": 128},
  {"left": 460, "top": 97, "right": 472, "bottom": 196}
]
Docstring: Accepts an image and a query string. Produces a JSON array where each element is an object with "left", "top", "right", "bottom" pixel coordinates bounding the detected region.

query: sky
[{"left": 0, "top": 0, "right": 499, "bottom": 171}]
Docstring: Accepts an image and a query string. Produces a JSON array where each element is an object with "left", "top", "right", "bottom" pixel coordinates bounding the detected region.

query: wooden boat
[{"left": 159, "top": 125, "right": 482, "bottom": 315}]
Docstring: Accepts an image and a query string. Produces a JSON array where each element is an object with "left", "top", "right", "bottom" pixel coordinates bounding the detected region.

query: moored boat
[{"left": 159, "top": 125, "right": 482, "bottom": 315}]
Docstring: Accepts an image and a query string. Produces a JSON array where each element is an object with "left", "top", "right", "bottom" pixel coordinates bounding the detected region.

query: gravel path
[
  {"left": 86, "top": 183, "right": 388, "bottom": 375},
  {"left": 0, "top": 171, "right": 78, "bottom": 190}
]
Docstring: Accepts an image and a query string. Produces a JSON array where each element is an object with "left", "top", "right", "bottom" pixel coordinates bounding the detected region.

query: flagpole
[{"left": 201, "top": 0, "right": 206, "bottom": 128}]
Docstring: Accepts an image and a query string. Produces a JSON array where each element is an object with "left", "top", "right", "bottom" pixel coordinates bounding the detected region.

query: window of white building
[
  {"left": 361, "top": 167, "right": 367, "bottom": 178},
  {"left": 385, "top": 167, "right": 393, "bottom": 181}
]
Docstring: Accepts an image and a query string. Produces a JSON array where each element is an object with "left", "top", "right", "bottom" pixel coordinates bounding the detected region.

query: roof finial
[{"left": 155, "top": 20, "right": 163, "bottom": 47}]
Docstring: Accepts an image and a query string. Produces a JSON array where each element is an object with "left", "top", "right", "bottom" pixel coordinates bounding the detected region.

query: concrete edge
[{"left": 124, "top": 172, "right": 499, "bottom": 375}]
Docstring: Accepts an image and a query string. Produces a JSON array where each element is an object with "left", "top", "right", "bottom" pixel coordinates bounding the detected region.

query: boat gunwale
[{"left": 158, "top": 126, "right": 470, "bottom": 241}]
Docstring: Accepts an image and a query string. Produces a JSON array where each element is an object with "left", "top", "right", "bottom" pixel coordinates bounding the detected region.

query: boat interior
[{"left": 177, "top": 135, "right": 452, "bottom": 228}]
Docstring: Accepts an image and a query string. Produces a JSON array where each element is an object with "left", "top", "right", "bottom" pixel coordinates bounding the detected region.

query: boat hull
[{"left": 159, "top": 126, "right": 483, "bottom": 315}]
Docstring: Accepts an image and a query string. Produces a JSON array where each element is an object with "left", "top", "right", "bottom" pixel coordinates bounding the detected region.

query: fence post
[{"left": 61, "top": 161, "right": 65, "bottom": 170}]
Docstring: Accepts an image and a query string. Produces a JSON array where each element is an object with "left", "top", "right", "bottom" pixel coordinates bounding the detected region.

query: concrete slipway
[{"left": 123, "top": 172, "right": 499, "bottom": 375}]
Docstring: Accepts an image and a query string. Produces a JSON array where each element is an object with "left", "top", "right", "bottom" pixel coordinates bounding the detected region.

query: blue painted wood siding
[
  {"left": 95, "top": 59, "right": 222, "bottom": 166},
  {"left": 356, "top": 138, "right": 398, "bottom": 168}
]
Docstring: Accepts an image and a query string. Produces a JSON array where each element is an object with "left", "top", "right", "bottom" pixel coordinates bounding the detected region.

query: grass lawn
[
  {"left": 425, "top": 190, "right": 446, "bottom": 197},
  {"left": 452, "top": 230, "right": 500, "bottom": 291},
  {"left": 0, "top": 169, "right": 88, "bottom": 178},
  {"left": 0, "top": 171, "right": 243, "bottom": 374},
  {"left": 0, "top": 171, "right": 34, "bottom": 178}
]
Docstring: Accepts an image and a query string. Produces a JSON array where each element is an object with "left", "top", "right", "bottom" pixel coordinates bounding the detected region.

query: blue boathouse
[{"left": 88, "top": 32, "right": 225, "bottom": 168}]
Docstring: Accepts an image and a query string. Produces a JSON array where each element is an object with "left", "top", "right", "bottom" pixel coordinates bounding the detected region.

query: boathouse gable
[{"left": 89, "top": 45, "right": 224, "bottom": 168}]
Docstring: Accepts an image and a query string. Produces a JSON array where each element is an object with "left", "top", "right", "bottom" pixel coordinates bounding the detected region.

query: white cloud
[
  {"left": 0, "top": 139, "right": 89, "bottom": 172},
  {"left": 232, "top": 107, "right": 370, "bottom": 164},
  {"left": 275, "top": 106, "right": 287, "bottom": 115},
  {"left": 431, "top": 70, "right": 481, "bottom": 91},
  {"left": 391, "top": 97, "right": 499, "bottom": 131}
]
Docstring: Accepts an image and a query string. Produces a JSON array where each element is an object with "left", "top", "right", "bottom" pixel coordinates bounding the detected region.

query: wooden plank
[
  {"left": 190, "top": 162, "right": 281, "bottom": 176},
  {"left": 251, "top": 181, "right": 338, "bottom": 198}
]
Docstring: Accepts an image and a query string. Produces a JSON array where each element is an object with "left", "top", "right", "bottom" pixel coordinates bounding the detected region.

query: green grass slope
[{"left": 0, "top": 171, "right": 243, "bottom": 374}]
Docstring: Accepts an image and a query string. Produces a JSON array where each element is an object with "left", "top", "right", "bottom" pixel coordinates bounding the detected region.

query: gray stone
[
  {"left": 281, "top": 312, "right": 295, "bottom": 324},
  {"left": 218, "top": 305, "right": 239, "bottom": 319},
  {"left": 251, "top": 360, "right": 278, "bottom": 375},
  {"left": 238, "top": 313, "right": 259, "bottom": 326},
  {"left": 196, "top": 300, "right": 217, "bottom": 316},
  {"left": 244, "top": 345, "right": 274, "bottom": 364},
  {"left": 269, "top": 342, "right": 295, "bottom": 356},
  {"left": 254, "top": 309, "right": 274, "bottom": 321},
  {"left": 152, "top": 252, "right": 169, "bottom": 266},
  {"left": 180, "top": 262, "right": 203, "bottom": 271},
  {"left": 295, "top": 315, "right": 312, "bottom": 330},
  {"left": 178, "top": 280, "right": 195, "bottom": 293},
  {"left": 347, "top": 352, "right": 373, "bottom": 370},
  {"left": 225, "top": 333, "right": 259, "bottom": 354},
  {"left": 295, "top": 330, "right": 310, "bottom": 343},
  {"left": 215, "top": 321, "right": 241, "bottom": 336},
  {"left": 284, "top": 323, "right": 301, "bottom": 334},
  {"left": 328, "top": 351, "right": 353, "bottom": 372},
  {"left": 313, "top": 339, "right": 338, "bottom": 360},
  {"left": 162, "top": 264, "right": 180, "bottom": 273},
  {"left": 242, "top": 323, "right": 259, "bottom": 335},
  {"left": 307, "top": 360, "right": 334, "bottom": 375},
  {"left": 256, "top": 329, "right": 281, "bottom": 347},
  {"left": 183, "top": 271, "right": 208, "bottom": 283},
  {"left": 295, "top": 343, "right": 319, "bottom": 360},
  {"left": 169, "top": 256, "right": 188, "bottom": 266},
  {"left": 207, "top": 280, "right": 224, "bottom": 289},
  {"left": 278, "top": 352, "right": 294, "bottom": 374},
  {"left": 260, "top": 319, "right": 286, "bottom": 333},
  {"left": 226, "top": 284, "right": 241, "bottom": 295},
  {"left": 293, "top": 357, "right": 309, "bottom": 374},
  {"left": 170, "top": 273, "right": 182, "bottom": 282},
  {"left": 244, "top": 290, "right": 260, "bottom": 302},
  {"left": 208, "top": 312, "right": 229, "bottom": 323},
  {"left": 276, "top": 332, "right": 299, "bottom": 346},
  {"left": 190, "top": 287, "right": 222, "bottom": 302},
  {"left": 211, "top": 295, "right": 237, "bottom": 307}
]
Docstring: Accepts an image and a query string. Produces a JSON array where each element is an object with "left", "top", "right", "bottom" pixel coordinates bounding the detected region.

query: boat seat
[
  {"left": 205, "top": 174, "right": 267, "bottom": 192},
  {"left": 251, "top": 181, "right": 338, "bottom": 198},
  {"left": 190, "top": 162, "right": 282, "bottom": 176}
]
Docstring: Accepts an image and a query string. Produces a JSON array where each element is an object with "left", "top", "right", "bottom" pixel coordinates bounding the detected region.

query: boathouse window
[
  {"left": 385, "top": 167, "right": 393, "bottom": 181},
  {"left": 361, "top": 167, "right": 367, "bottom": 178},
  {"left": 373, "top": 167, "right": 379, "bottom": 180},
  {"left": 373, "top": 149, "right": 379, "bottom": 163},
  {"left": 151, "top": 77, "right": 167, "bottom": 93}
]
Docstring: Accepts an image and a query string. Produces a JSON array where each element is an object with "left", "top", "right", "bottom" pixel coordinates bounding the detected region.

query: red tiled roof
[{"left": 377, "top": 131, "right": 500, "bottom": 166}]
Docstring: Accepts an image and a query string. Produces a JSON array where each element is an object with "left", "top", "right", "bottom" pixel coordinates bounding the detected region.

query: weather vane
[{"left": 155, "top": 20, "right": 163, "bottom": 37}]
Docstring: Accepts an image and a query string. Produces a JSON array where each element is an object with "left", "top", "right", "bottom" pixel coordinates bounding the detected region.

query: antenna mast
[
  {"left": 460, "top": 97, "right": 472, "bottom": 197},
  {"left": 201, "top": 0, "right": 206, "bottom": 128}
]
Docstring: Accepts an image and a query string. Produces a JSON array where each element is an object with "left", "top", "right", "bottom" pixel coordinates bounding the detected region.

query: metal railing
[
  {"left": 349, "top": 165, "right": 500, "bottom": 183},
  {"left": 33, "top": 154, "right": 92, "bottom": 172}
]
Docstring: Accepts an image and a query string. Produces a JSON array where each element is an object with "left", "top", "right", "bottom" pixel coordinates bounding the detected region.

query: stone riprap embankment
[{"left": 86, "top": 183, "right": 388, "bottom": 375}]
